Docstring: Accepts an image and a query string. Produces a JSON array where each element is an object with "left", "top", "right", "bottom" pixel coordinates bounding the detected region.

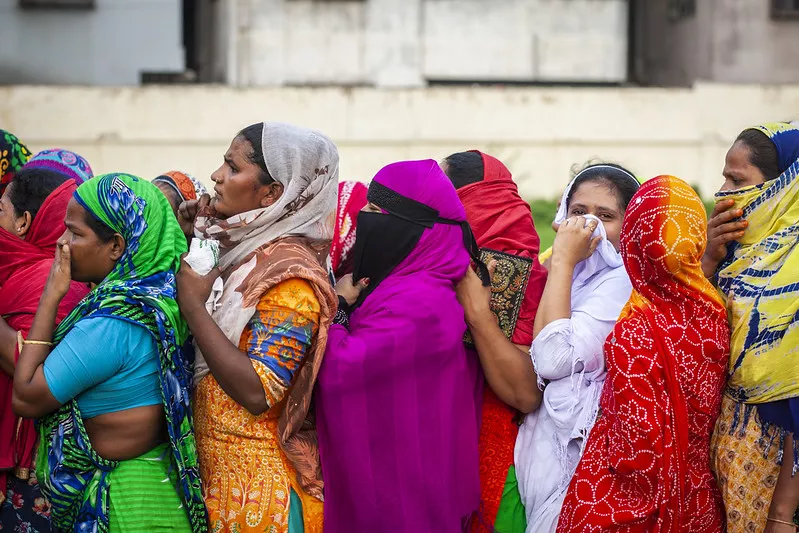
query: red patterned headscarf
[
  {"left": 558, "top": 176, "right": 729, "bottom": 532},
  {"left": 331, "top": 181, "right": 368, "bottom": 279},
  {"left": 455, "top": 151, "right": 548, "bottom": 346}
]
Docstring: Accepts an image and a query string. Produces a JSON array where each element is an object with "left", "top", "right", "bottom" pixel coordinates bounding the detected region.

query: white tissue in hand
[
  {"left": 184, "top": 239, "right": 224, "bottom": 313},
  {"left": 184, "top": 239, "right": 219, "bottom": 275}
]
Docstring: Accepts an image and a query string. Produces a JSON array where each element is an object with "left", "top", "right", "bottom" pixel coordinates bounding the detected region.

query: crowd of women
[{"left": 0, "top": 119, "right": 798, "bottom": 533}]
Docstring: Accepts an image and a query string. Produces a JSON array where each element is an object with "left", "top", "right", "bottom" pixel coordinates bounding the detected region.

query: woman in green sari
[{"left": 12, "top": 173, "right": 206, "bottom": 532}]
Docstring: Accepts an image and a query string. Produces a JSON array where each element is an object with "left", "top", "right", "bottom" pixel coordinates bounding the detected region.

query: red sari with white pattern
[{"left": 557, "top": 176, "right": 729, "bottom": 533}]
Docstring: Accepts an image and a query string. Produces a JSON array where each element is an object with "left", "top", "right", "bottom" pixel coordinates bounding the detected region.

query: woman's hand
[
  {"left": 42, "top": 240, "right": 73, "bottom": 304},
  {"left": 336, "top": 274, "right": 369, "bottom": 307},
  {"left": 551, "top": 216, "right": 601, "bottom": 267},
  {"left": 702, "top": 199, "right": 747, "bottom": 278},
  {"left": 176, "top": 257, "right": 220, "bottom": 314},
  {"left": 456, "top": 262, "right": 496, "bottom": 327},
  {"left": 177, "top": 194, "right": 211, "bottom": 237}
]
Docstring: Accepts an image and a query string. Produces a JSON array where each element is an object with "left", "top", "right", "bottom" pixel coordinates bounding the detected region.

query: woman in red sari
[
  {"left": 443, "top": 151, "right": 548, "bottom": 531},
  {"left": 557, "top": 175, "right": 729, "bottom": 532},
  {"left": 0, "top": 168, "right": 90, "bottom": 531}
]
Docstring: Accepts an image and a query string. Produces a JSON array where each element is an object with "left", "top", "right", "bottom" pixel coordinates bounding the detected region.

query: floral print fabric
[
  {"left": 195, "top": 278, "right": 322, "bottom": 533},
  {"left": 0, "top": 476, "right": 52, "bottom": 533}
]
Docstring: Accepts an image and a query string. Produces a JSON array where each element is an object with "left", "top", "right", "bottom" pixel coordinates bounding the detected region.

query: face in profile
[
  {"left": 720, "top": 141, "right": 767, "bottom": 193},
  {"left": 0, "top": 183, "right": 24, "bottom": 237},
  {"left": 566, "top": 180, "right": 625, "bottom": 252},
  {"left": 210, "top": 135, "right": 275, "bottom": 218},
  {"left": 63, "top": 198, "right": 124, "bottom": 284}
]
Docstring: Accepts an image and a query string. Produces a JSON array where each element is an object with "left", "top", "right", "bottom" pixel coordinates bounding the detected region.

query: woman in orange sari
[
  {"left": 557, "top": 176, "right": 730, "bottom": 532},
  {"left": 176, "top": 122, "right": 338, "bottom": 533}
]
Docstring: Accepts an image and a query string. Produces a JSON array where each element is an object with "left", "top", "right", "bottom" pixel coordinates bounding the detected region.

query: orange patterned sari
[{"left": 195, "top": 278, "right": 324, "bottom": 533}]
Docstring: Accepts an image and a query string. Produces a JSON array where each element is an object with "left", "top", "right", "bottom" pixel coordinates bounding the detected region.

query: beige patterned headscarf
[
  {"left": 195, "top": 122, "right": 339, "bottom": 269},
  {"left": 192, "top": 122, "right": 339, "bottom": 498}
]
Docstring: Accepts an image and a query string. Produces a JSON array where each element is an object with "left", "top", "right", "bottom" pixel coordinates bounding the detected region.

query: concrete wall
[
  {"left": 2, "top": 84, "right": 798, "bottom": 201},
  {"left": 228, "top": 0, "right": 628, "bottom": 87},
  {"left": 634, "top": 0, "right": 799, "bottom": 86},
  {"left": 0, "top": 0, "right": 183, "bottom": 85}
]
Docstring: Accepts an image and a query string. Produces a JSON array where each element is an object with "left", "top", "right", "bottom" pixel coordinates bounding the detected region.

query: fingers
[
  {"left": 589, "top": 236, "right": 602, "bottom": 254},
  {"left": 709, "top": 205, "right": 743, "bottom": 228},
  {"left": 711, "top": 219, "right": 748, "bottom": 239},
  {"left": 198, "top": 194, "right": 211, "bottom": 211},
  {"left": 710, "top": 199, "right": 736, "bottom": 219},
  {"left": 356, "top": 277, "right": 370, "bottom": 289},
  {"left": 60, "top": 243, "right": 71, "bottom": 267},
  {"left": 206, "top": 266, "right": 222, "bottom": 280},
  {"left": 487, "top": 260, "right": 498, "bottom": 278}
]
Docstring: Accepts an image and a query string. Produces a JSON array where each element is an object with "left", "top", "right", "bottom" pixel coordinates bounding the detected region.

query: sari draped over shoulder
[
  {"left": 0, "top": 179, "right": 89, "bottom": 503},
  {"left": 710, "top": 123, "right": 799, "bottom": 532},
  {"left": 515, "top": 169, "right": 633, "bottom": 533},
  {"left": 455, "top": 151, "right": 548, "bottom": 531},
  {"left": 558, "top": 176, "right": 729, "bottom": 532},
  {"left": 192, "top": 122, "right": 338, "bottom": 533},
  {"left": 317, "top": 159, "right": 482, "bottom": 533},
  {"left": 35, "top": 174, "right": 207, "bottom": 533}
]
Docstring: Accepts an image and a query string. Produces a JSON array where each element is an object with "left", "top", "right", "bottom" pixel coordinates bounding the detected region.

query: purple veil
[{"left": 316, "top": 159, "right": 482, "bottom": 532}]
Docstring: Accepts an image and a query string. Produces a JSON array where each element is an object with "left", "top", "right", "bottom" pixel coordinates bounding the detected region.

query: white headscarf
[
  {"left": 193, "top": 122, "right": 339, "bottom": 384},
  {"left": 553, "top": 166, "right": 637, "bottom": 319},
  {"left": 196, "top": 122, "right": 339, "bottom": 269}
]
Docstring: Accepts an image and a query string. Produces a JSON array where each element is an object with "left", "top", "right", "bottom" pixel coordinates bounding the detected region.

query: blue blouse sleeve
[{"left": 43, "top": 317, "right": 134, "bottom": 404}]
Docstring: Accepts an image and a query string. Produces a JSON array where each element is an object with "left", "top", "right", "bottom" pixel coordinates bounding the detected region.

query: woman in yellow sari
[
  {"left": 708, "top": 123, "right": 799, "bottom": 533},
  {"left": 176, "top": 122, "right": 338, "bottom": 533}
]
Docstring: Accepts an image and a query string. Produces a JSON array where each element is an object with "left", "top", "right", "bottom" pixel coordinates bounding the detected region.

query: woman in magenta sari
[{"left": 316, "top": 159, "right": 486, "bottom": 532}]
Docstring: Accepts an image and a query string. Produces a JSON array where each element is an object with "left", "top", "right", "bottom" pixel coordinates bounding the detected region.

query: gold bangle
[
  {"left": 766, "top": 517, "right": 797, "bottom": 528},
  {"left": 22, "top": 339, "right": 54, "bottom": 347}
]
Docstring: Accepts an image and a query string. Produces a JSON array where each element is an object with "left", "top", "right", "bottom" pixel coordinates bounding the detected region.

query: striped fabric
[{"left": 108, "top": 444, "right": 192, "bottom": 532}]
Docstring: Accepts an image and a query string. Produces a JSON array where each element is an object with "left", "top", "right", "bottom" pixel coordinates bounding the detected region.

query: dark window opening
[
  {"left": 19, "top": 0, "right": 94, "bottom": 9},
  {"left": 772, "top": 0, "right": 799, "bottom": 19}
]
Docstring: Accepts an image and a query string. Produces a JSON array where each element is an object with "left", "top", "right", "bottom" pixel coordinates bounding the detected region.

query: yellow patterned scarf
[{"left": 716, "top": 123, "right": 799, "bottom": 404}]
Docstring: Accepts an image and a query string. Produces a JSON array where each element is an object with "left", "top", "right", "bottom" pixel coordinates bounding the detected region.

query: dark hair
[
  {"left": 566, "top": 163, "right": 639, "bottom": 213},
  {"left": 735, "top": 128, "right": 781, "bottom": 180},
  {"left": 443, "top": 151, "right": 484, "bottom": 189},
  {"left": 238, "top": 123, "right": 275, "bottom": 185},
  {"left": 82, "top": 208, "right": 117, "bottom": 242},
  {"left": 8, "top": 168, "right": 68, "bottom": 221}
]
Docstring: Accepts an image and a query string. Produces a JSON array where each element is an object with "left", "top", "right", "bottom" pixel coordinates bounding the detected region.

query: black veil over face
[{"left": 351, "top": 180, "right": 490, "bottom": 307}]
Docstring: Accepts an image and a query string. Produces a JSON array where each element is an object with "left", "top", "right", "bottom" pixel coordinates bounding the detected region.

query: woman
[
  {"left": 153, "top": 171, "right": 208, "bottom": 216},
  {"left": 0, "top": 168, "right": 90, "bottom": 531},
  {"left": 708, "top": 123, "right": 799, "bottom": 533},
  {"left": 316, "top": 159, "right": 485, "bottom": 533},
  {"left": 176, "top": 122, "right": 338, "bottom": 533},
  {"left": 24, "top": 149, "right": 94, "bottom": 185},
  {"left": 12, "top": 173, "right": 206, "bottom": 532},
  {"left": 442, "top": 150, "right": 548, "bottom": 532},
  {"left": 1, "top": 129, "right": 32, "bottom": 196},
  {"left": 458, "top": 163, "right": 638, "bottom": 532},
  {"left": 330, "top": 180, "right": 367, "bottom": 279},
  {"left": 522, "top": 164, "right": 637, "bottom": 532},
  {"left": 557, "top": 175, "right": 730, "bottom": 532}
]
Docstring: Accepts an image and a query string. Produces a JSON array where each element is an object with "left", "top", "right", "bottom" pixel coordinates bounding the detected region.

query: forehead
[
  {"left": 227, "top": 135, "right": 253, "bottom": 158},
  {"left": 569, "top": 180, "right": 621, "bottom": 210},
  {"left": 725, "top": 141, "right": 753, "bottom": 169}
]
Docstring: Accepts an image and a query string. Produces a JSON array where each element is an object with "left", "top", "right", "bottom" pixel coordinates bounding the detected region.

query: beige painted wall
[{"left": 2, "top": 83, "right": 798, "bottom": 201}]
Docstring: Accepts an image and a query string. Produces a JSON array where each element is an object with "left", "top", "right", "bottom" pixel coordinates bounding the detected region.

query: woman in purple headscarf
[{"left": 316, "top": 159, "right": 487, "bottom": 532}]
